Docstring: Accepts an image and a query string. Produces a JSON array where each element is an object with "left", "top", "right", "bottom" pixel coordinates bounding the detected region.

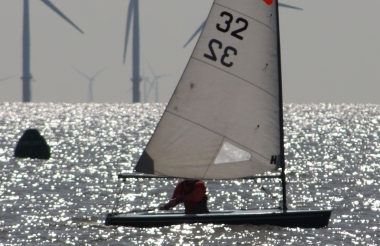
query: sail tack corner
[{"left": 134, "top": 151, "right": 154, "bottom": 174}]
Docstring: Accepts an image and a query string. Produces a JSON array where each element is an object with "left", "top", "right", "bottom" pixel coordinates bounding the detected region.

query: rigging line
[
  {"left": 253, "top": 178, "right": 277, "bottom": 199},
  {"left": 214, "top": 3, "right": 276, "bottom": 34},
  {"left": 164, "top": 110, "right": 270, "bottom": 162},
  {"left": 112, "top": 182, "right": 126, "bottom": 213},
  {"left": 191, "top": 57, "right": 279, "bottom": 101}
]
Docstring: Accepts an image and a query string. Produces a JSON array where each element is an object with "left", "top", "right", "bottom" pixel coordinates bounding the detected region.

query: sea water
[{"left": 0, "top": 102, "right": 379, "bottom": 245}]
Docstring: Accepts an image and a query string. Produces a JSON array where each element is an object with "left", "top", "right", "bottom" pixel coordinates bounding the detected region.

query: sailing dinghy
[{"left": 105, "top": 0, "right": 332, "bottom": 228}]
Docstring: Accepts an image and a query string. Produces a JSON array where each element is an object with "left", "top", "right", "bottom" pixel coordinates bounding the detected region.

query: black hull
[{"left": 105, "top": 209, "right": 332, "bottom": 228}]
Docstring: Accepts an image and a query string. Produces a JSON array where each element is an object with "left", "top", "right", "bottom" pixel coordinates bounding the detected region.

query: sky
[{"left": 0, "top": 0, "right": 380, "bottom": 104}]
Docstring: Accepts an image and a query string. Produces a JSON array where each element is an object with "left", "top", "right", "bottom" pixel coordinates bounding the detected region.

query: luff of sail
[{"left": 135, "top": 0, "right": 282, "bottom": 179}]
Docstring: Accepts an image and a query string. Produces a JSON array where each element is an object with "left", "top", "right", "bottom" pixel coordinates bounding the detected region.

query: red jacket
[{"left": 171, "top": 180, "right": 207, "bottom": 214}]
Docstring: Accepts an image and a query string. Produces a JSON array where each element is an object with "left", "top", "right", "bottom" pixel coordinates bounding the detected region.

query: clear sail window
[{"left": 214, "top": 142, "right": 251, "bottom": 164}]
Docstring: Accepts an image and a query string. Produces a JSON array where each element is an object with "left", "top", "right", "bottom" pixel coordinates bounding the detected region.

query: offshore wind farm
[
  {"left": 1, "top": 0, "right": 380, "bottom": 103},
  {"left": 35, "top": 0, "right": 294, "bottom": 103},
  {"left": 120, "top": 0, "right": 300, "bottom": 103},
  {"left": 20, "top": 0, "right": 84, "bottom": 102}
]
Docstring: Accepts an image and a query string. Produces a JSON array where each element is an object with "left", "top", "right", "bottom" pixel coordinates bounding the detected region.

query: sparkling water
[{"left": 0, "top": 102, "right": 379, "bottom": 245}]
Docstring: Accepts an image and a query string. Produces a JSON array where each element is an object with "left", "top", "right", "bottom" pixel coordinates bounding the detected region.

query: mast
[{"left": 275, "top": 0, "right": 287, "bottom": 211}]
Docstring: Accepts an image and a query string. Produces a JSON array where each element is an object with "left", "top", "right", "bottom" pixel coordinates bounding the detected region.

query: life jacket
[{"left": 181, "top": 180, "right": 209, "bottom": 214}]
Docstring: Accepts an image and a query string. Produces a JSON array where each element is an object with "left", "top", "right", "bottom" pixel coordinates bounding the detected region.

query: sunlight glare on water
[{"left": 0, "top": 103, "right": 379, "bottom": 245}]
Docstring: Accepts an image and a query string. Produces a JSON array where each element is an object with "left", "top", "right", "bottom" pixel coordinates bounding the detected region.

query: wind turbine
[
  {"left": 21, "top": 0, "right": 84, "bottom": 102},
  {"left": 123, "top": 0, "right": 142, "bottom": 103},
  {"left": 183, "top": 2, "right": 303, "bottom": 48},
  {"left": 145, "top": 60, "right": 169, "bottom": 103},
  {"left": 72, "top": 67, "right": 107, "bottom": 103}
]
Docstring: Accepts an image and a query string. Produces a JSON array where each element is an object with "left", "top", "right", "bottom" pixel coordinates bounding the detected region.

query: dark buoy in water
[{"left": 14, "top": 129, "right": 51, "bottom": 160}]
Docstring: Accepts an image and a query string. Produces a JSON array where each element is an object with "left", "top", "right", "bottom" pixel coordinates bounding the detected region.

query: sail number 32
[{"left": 204, "top": 11, "right": 248, "bottom": 67}]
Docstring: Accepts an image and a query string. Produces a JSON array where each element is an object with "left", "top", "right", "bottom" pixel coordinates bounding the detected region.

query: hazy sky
[{"left": 1, "top": 0, "right": 380, "bottom": 104}]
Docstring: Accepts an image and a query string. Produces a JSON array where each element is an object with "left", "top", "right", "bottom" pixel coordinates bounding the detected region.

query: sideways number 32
[{"left": 204, "top": 11, "right": 248, "bottom": 68}]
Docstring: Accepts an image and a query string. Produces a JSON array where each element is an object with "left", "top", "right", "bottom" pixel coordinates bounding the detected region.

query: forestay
[{"left": 135, "top": 0, "right": 283, "bottom": 179}]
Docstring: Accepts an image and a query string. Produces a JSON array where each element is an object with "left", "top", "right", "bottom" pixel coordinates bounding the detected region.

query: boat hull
[{"left": 105, "top": 209, "right": 332, "bottom": 228}]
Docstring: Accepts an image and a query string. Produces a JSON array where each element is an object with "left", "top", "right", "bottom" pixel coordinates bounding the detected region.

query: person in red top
[{"left": 159, "top": 179, "right": 209, "bottom": 214}]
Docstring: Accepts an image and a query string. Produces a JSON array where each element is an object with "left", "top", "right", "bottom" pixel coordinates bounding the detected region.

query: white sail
[{"left": 135, "top": 0, "right": 283, "bottom": 179}]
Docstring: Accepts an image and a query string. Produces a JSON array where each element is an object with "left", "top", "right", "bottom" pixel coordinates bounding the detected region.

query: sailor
[{"left": 159, "top": 179, "right": 209, "bottom": 214}]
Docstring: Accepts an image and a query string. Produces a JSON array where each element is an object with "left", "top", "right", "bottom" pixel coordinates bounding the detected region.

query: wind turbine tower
[
  {"left": 22, "top": 0, "right": 84, "bottom": 102},
  {"left": 123, "top": 0, "right": 142, "bottom": 103}
]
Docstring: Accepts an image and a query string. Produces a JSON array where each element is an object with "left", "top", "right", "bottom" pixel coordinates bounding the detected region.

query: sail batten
[
  {"left": 154, "top": 110, "right": 272, "bottom": 163},
  {"left": 135, "top": 0, "right": 282, "bottom": 179}
]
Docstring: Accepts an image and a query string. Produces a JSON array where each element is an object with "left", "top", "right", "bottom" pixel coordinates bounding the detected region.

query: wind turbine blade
[
  {"left": 146, "top": 79, "right": 155, "bottom": 99},
  {"left": 41, "top": 0, "right": 84, "bottom": 34},
  {"left": 279, "top": 3, "right": 303, "bottom": 10},
  {"left": 183, "top": 20, "right": 206, "bottom": 48},
  {"left": 72, "top": 67, "right": 91, "bottom": 80},
  {"left": 92, "top": 66, "right": 107, "bottom": 78},
  {"left": 142, "top": 62, "right": 147, "bottom": 102},
  {"left": 124, "top": 0, "right": 134, "bottom": 64},
  {"left": 145, "top": 59, "right": 156, "bottom": 77},
  {"left": 142, "top": 56, "right": 154, "bottom": 83},
  {"left": 156, "top": 74, "right": 170, "bottom": 79},
  {"left": 0, "top": 76, "right": 12, "bottom": 82},
  {"left": 145, "top": 59, "right": 156, "bottom": 98}
]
